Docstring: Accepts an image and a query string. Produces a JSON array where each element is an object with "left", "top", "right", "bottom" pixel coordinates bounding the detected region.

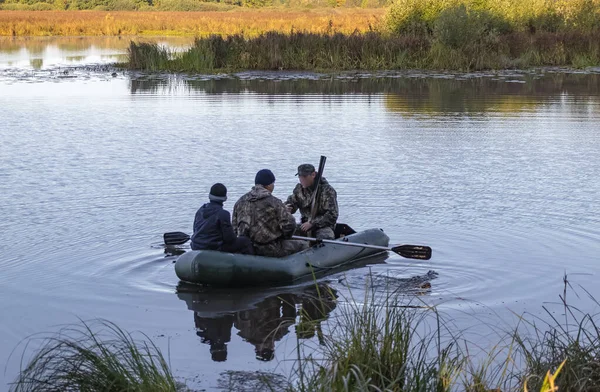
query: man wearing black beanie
[
  {"left": 232, "top": 169, "right": 308, "bottom": 258},
  {"left": 191, "top": 183, "right": 254, "bottom": 254}
]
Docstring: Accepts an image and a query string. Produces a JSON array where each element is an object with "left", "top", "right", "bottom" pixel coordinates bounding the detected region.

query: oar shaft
[{"left": 291, "top": 235, "right": 391, "bottom": 252}]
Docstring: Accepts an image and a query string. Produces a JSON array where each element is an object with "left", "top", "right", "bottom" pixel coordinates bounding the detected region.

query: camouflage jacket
[
  {"left": 285, "top": 177, "right": 338, "bottom": 230},
  {"left": 232, "top": 185, "right": 296, "bottom": 245}
]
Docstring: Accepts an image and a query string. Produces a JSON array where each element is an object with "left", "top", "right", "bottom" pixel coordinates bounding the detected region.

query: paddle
[
  {"left": 164, "top": 231, "right": 190, "bottom": 246},
  {"left": 163, "top": 229, "right": 432, "bottom": 260},
  {"left": 291, "top": 235, "right": 432, "bottom": 260}
]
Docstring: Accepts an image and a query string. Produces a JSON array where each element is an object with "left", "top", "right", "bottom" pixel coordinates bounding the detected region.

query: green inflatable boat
[{"left": 174, "top": 228, "right": 390, "bottom": 287}]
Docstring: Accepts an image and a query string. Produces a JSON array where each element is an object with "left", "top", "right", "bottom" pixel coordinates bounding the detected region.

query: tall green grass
[
  {"left": 127, "top": 29, "right": 600, "bottom": 72},
  {"left": 10, "top": 319, "right": 179, "bottom": 392},
  {"left": 513, "top": 279, "right": 600, "bottom": 392},
  {"left": 127, "top": 32, "right": 429, "bottom": 71},
  {"left": 9, "top": 276, "right": 600, "bottom": 391},
  {"left": 290, "top": 289, "right": 463, "bottom": 391},
  {"left": 288, "top": 275, "right": 600, "bottom": 391}
]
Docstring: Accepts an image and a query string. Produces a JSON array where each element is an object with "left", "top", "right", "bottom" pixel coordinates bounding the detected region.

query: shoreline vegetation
[
  {"left": 124, "top": 0, "right": 600, "bottom": 71},
  {"left": 127, "top": 30, "right": 600, "bottom": 72},
  {"left": 9, "top": 276, "right": 599, "bottom": 391},
  {"left": 2, "top": 1, "right": 600, "bottom": 71}
]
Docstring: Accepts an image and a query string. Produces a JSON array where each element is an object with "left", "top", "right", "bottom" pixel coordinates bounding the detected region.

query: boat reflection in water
[
  {"left": 176, "top": 252, "right": 392, "bottom": 362},
  {"left": 178, "top": 282, "right": 338, "bottom": 362}
]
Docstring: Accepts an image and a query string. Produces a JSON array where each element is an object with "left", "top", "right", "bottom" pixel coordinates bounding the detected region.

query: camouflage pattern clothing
[
  {"left": 286, "top": 177, "right": 338, "bottom": 240},
  {"left": 232, "top": 185, "right": 308, "bottom": 258},
  {"left": 295, "top": 226, "right": 335, "bottom": 241}
]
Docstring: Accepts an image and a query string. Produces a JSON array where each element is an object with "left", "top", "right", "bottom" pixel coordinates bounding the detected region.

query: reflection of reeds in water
[
  {"left": 66, "top": 55, "right": 87, "bottom": 62},
  {"left": 10, "top": 320, "right": 178, "bottom": 392},
  {"left": 0, "top": 36, "right": 135, "bottom": 57},
  {"left": 128, "top": 72, "right": 600, "bottom": 116},
  {"left": 0, "top": 40, "right": 22, "bottom": 54},
  {"left": 29, "top": 58, "right": 43, "bottom": 69},
  {"left": 383, "top": 73, "right": 600, "bottom": 115}
]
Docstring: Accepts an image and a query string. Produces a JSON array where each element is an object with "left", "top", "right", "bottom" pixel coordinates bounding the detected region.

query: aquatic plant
[
  {"left": 288, "top": 274, "right": 600, "bottom": 391},
  {"left": 11, "top": 275, "right": 600, "bottom": 391},
  {"left": 10, "top": 319, "right": 178, "bottom": 392},
  {"left": 514, "top": 277, "right": 600, "bottom": 391},
  {"left": 126, "top": 27, "right": 600, "bottom": 72},
  {"left": 290, "top": 289, "right": 463, "bottom": 391}
]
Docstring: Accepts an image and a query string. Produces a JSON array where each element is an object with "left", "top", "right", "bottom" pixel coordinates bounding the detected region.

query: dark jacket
[{"left": 191, "top": 201, "right": 236, "bottom": 251}]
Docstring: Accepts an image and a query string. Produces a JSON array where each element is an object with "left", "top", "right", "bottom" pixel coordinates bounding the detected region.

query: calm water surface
[{"left": 1, "top": 37, "right": 599, "bottom": 391}]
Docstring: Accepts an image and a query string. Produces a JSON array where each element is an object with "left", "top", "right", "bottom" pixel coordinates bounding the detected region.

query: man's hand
[
  {"left": 300, "top": 222, "right": 313, "bottom": 232},
  {"left": 284, "top": 203, "right": 293, "bottom": 213}
]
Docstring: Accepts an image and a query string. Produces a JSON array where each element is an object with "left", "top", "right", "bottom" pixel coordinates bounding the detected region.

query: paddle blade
[
  {"left": 334, "top": 223, "right": 357, "bottom": 238},
  {"left": 164, "top": 231, "right": 190, "bottom": 246},
  {"left": 391, "top": 245, "right": 432, "bottom": 260}
]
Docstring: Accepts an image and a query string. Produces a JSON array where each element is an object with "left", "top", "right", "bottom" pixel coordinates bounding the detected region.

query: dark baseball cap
[{"left": 295, "top": 164, "right": 315, "bottom": 176}]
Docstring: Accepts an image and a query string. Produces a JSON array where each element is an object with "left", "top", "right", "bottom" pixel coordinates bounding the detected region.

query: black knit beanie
[
  {"left": 255, "top": 169, "right": 276, "bottom": 186},
  {"left": 209, "top": 183, "right": 227, "bottom": 202}
]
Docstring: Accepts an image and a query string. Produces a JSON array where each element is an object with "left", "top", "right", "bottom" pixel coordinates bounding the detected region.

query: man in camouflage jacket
[
  {"left": 232, "top": 169, "right": 308, "bottom": 258},
  {"left": 285, "top": 163, "right": 338, "bottom": 240}
]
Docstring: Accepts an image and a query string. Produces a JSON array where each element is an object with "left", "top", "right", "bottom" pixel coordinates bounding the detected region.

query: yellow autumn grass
[
  {"left": 524, "top": 360, "right": 566, "bottom": 392},
  {"left": 0, "top": 9, "right": 385, "bottom": 36}
]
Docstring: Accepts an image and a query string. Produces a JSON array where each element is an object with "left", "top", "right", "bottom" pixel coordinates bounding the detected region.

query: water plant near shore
[
  {"left": 119, "top": 0, "right": 600, "bottom": 71},
  {"left": 10, "top": 320, "right": 178, "bottom": 392},
  {"left": 288, "top": 275, "right": 596, "bottom": 391},
  {"left": 127, "top": 29, "right": 600, "bottom": 72},
  {"left": 10, "top": 275, "right": 600, "bottom": 391}
]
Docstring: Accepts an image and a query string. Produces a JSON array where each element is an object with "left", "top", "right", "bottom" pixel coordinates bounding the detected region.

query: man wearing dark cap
[
  {"left": 191, "top": 183, "right": 254, "bottom": 254},
  {"left": 285, "top": 163, "right": 338, "bottom": 240},
  {"left": 232, "top": 169, "right": 308, "bottom": 258}
]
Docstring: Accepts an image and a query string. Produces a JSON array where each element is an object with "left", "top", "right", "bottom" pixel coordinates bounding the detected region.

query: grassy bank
[
  {"left": 0, "top": 9, "right": 384, "bottom": 36},
  {"left": 120, "top": 0, "right": 600, "bottom": 71},
  {"left": 127, "top": 29, "right": 600, "bottom": 72},
  {"left": 10, "top": 277, "right": 600, "bottom": 391}
]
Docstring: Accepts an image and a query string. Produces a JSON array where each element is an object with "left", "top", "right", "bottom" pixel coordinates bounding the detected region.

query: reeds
[
  {"left": 121, "top": 0, "right": 600, "bottom": 71},
  {"left": 288, "top": 274, "right": 600, "bottom": 391},
  {"left": 290, "top": 288, "right": 463, "bottom": 391},
  {"left": 126, "top": 29, "right": 600, "bottom": 72},
  {"left": 10, "top": 275, "right": 600, "bottom": 391},
  {"left": 0, "top": 9, "right": 385, "bottom": 36},
  {"left": 514, "top": 278, "right": 600, "bottom": 391},
  {"left": 126, "top": 32, "right": 428, "bottom": 71},
  {"left": 10, "top": 319, "right": 178, "bottom": 392}
]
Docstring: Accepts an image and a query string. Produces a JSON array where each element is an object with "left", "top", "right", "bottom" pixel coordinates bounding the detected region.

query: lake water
[{"left": 1, "top": 36, "right": 599, "bottom": 391}]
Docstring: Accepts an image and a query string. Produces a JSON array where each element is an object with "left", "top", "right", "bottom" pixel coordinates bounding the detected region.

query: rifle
[{"left": 308, "top": 155, "right": 327, "bottom": 237}]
